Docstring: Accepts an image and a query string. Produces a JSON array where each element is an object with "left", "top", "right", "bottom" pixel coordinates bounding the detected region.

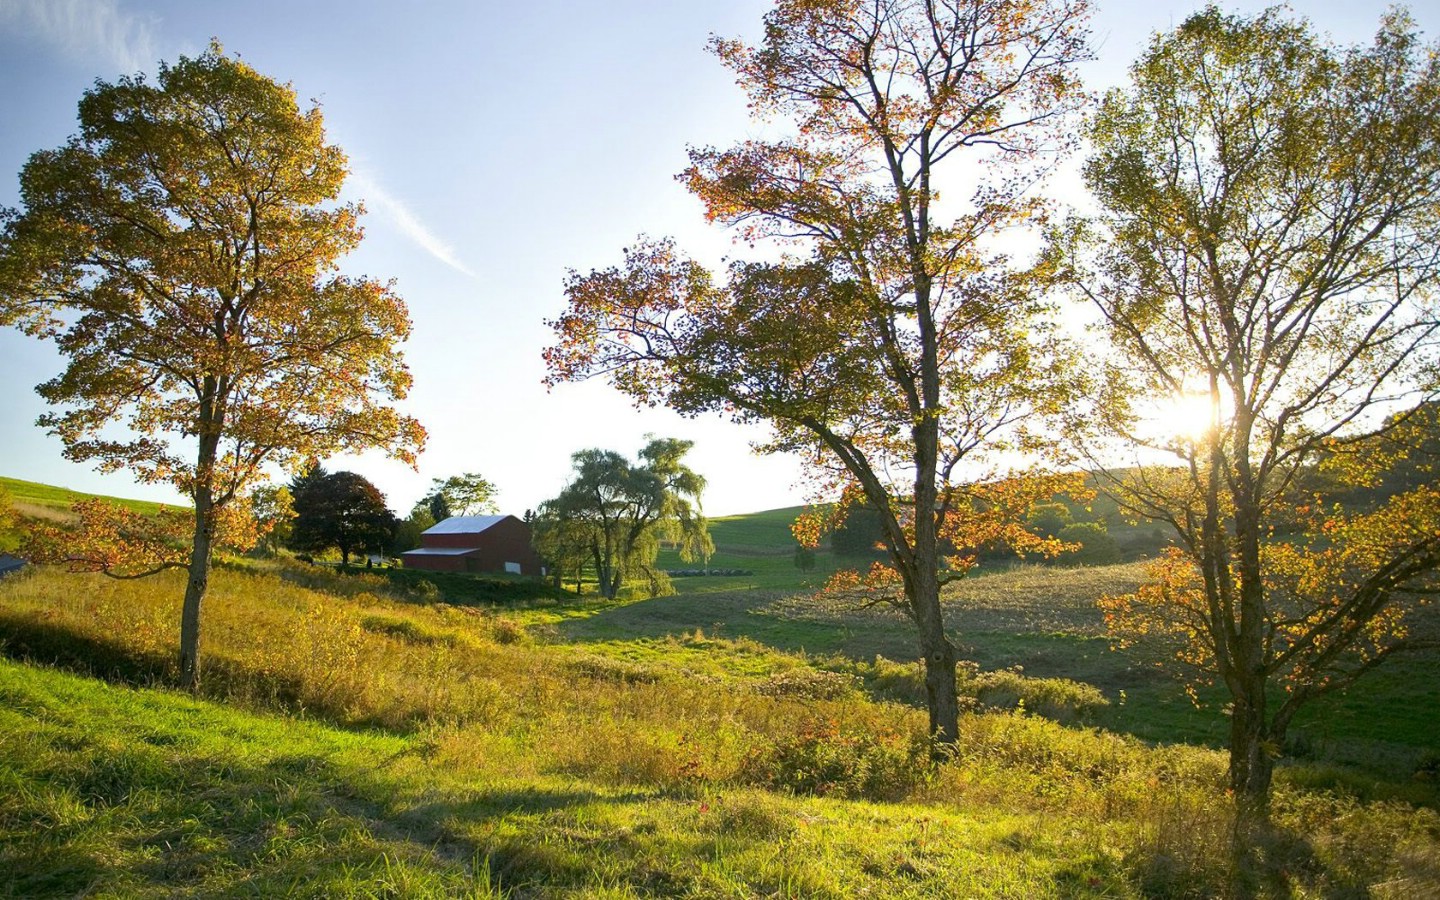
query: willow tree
[
  {"left": 1059, "top": 7, "right": 1440, "bottom": 819},
  {"left": 538, "top": 438, "right": 710, "bottom": 600},
  {"left": 0, "top": 45, "right": 424, "bottom": 687},
  {"left": 546, "top": 0, "right": 1091, "bottom": 745}
]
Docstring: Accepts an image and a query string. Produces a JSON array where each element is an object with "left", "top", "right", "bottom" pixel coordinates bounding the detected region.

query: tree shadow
[
  {"left": 2, "top": 694, "right": 665, "bottom": 898},
  {"left": 0, "top": 610, "right": 176, "bottom": 684}
]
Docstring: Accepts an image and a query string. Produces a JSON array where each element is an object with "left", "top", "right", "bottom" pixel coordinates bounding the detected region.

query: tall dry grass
[{"left": 1, "top": 560, "right": 1436, "bottom": 896}]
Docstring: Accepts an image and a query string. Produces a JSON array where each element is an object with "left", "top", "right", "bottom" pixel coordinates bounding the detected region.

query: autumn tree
[
  {"left": 0, "top": 45, "right": 424, "bottom": 687},
  {"left": 545, "top": 0, "right": 1092, "bottom": 745},
  {"left": 540, "top": 437, "right": 710, "bottom": 600},
  {"left": 248, "top": 484, "right": 295, "bottom": 556},
  {"left": 289, "top": 470, "right": 396, "bottom": 566},
  {"left": 1058, "top": 7, "right": 1440, "bottom": 823}
]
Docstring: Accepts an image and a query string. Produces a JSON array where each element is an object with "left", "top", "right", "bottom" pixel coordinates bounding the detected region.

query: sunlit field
[{"left": 2, "top": 553, "right": 1438, "bottom": 896}]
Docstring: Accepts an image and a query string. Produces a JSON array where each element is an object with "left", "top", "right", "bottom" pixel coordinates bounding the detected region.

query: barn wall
[
  {"left": 400, "top": 553, "right": 470, "bottom": 573},
  {"left": 461, "top": 517, "right": 543, "bottom": 576},
  {"left": 416, "top": 516, "right": 542, "bottom": 576}
]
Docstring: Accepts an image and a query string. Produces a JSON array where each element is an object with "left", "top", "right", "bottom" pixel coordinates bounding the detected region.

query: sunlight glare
[{"left": 1146, "top": 387, "right": 1222, "bottom": 445}]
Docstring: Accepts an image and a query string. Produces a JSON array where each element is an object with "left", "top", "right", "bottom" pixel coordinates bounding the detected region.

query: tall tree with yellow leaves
[
  {"left": 1058, "top": 8, "right": 1440, "bottom": 836},
  {"left": 546, "top": 0, "right": 1093, "bottom": 747},
  {"left": 0, "top": 44, "right": 424, "bottom": 688}
]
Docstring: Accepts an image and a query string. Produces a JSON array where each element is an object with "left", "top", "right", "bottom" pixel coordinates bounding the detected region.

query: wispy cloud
[
  {"left": 0, "top": 0, "right": 159, "bottom": 75},
  {"left": 348, "top": 169, "right": 477, "bottom": 279}
]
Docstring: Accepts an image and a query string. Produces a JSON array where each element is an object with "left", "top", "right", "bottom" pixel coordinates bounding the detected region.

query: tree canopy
[
  {"left": 0, "top": 44, "right": 424, "bottom": 685},
  {"left": 1059, "top": 5, "right": 1440, "bottom": 823},
  {"left": 289, "top": 469, "right": 396, "bottom": 566},
  {"left": 535, "top": 437, "right": 710, "bottom": 600},
  {"left": 546, "top": 0, "right": 1093, "bottom": 744},
  {"left": 418, "top": 472, "right": 499, "bottom": 519}
]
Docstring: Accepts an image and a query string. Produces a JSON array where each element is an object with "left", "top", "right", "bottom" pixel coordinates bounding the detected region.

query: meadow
[{"left": 0, "top": 497, "right": 1438, "bottom": 896}]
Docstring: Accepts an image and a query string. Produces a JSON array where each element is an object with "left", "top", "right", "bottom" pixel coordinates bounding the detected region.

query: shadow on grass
[
  {"left": 0, "top": 609, "right": 176, "bottom": 685},
  {"left": 1, "top": 668, "right": 663, "bottom": 897}
]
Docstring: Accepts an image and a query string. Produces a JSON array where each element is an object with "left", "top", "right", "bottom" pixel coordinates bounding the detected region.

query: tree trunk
[
  {"left": 1228, "top": 689, "right": 1274, "bottom": 807},
  {"left": 918, "top": 606, "right": 960, "bottom": 749},
  {"left": 1225, "top": 676, "right": 1275, "bottom": 899},
  {"left": 181, "top": 375, "right": 224, "bottom": 691},
  {"left": 179, "top": 489, "right": 215, "bottom": 690}
]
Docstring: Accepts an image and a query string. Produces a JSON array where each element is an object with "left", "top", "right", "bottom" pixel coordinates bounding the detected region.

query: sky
[{"left": 0, "top": 0, "right": 1433, "bottom": 518}]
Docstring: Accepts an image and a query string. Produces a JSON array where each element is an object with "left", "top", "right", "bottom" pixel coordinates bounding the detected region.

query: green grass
[
  {"left": 0, "top": 475, "right": 176, "bottom": 520},
  {"left": 3, "top": 487, "right": 1440, "bottom": 895},
  {"left": 4, "top": 652, "right": 1437, "bottom": 898},
  {"left": 0, "top": 657, "right": 486, "bottom": 898}
]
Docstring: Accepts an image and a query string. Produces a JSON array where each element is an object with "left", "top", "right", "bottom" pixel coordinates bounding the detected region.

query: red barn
[{"left": 400, "top": 515, "right": 542, "bottom": 575}]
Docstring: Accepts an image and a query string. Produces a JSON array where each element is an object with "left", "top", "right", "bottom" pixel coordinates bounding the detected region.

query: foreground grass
[
  {"left": 6, "top": 657, "right": 1437, "bottom": 898},
  {"left": 0, "top": 659, "right": 1132, "bottom": 898},
  {"left": 2, "top": 562, "right": 1439, "bottom": 896}
]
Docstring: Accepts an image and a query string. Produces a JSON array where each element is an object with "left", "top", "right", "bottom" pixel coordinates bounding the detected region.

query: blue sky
[{"left": 0, "top": 0, "right": 1432, "bottom": 518}]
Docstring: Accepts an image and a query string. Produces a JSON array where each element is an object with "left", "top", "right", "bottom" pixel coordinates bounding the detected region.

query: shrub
[
  {"left": 740, "top": 716, "right": 931, "bottom": 801},
  {"left": 567, "top": 654, "right": 664, "bottom": 685},
  {"left": 835, "top": 656, "right": 1105, "bottom": 723},
  {"left": 967, "top": 666, "right": 1109, "bottom": 724},
  {"left": 1055, "top": 522, "right": 1121, "bottom": 567},
  {"left": 755, "top": 668, "right": 859, "bottom": 701}
]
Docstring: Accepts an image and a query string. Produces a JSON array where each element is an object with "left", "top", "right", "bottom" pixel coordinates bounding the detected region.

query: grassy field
[
  {"left": 2, "top": 483, "right": 1439, "bottom": 895},
  {"left": 0, "top": 475, "right": 175, "bottom": 519},
  {"left": 3, "top": 560, "right": 1439, "bottom": 897}
]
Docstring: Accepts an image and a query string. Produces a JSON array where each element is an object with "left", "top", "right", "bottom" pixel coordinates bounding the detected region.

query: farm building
[{"left": 400, "top": 515, "right": 542, "bottom": 576}]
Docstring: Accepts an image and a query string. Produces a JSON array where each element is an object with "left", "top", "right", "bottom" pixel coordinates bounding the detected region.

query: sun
[{"left": 1145, "top": 388, "right": 1223, "bottom": 445}]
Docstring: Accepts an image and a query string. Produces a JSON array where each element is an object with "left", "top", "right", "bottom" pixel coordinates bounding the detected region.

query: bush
[
  {"left": 567, "top": 654, "right": 664, "bottom": 685},
  {"left": 756, "top": 668, "right": 860, "bottom": 701},
  {"left": 740, "top": 716, "right": 931, "bottom": 801},
  {"left": 967, "top": 666, "right": 1109, "bottom": 724}
]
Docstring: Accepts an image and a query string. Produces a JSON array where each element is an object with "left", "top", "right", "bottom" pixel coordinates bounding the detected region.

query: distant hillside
[
  {"left": 706, "top": 505, "right": 811, "bottom": 555},
  {"left": 0, "top": 475, "right": 178, "bottom": 519},
  {"left": 1, "top": 476, "right": 181, "bottom": 553}
]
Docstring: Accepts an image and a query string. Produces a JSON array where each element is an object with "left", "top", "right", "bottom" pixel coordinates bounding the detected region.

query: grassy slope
[
  {"left": 0, "top": 634, "right": 1150, "bottom": 897},
  {"left": 2, "top": 483, "right": 1438, "bottom": 895},
  {"left": 0, "top": 475, "right": 175, "bottom": 519},
  {"left": 656, "top": 505, "right": 852, "bottom": 594},
  {"left": 1, "top": 475, "right": 175, "bottom": 553},
  {"left": 2, "top": 559, "right": 1438, "bottom": 896},
  {"left": 6, "top": 658, "right": 1211, "bottom": 899}
]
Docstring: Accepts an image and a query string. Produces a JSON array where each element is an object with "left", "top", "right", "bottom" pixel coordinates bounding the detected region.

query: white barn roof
[
  {"left": 421, "top": 515, "right": 508, "bottom": 536},
  {"left": 400, "top": 547, "right": 478, "bottom": 557}
]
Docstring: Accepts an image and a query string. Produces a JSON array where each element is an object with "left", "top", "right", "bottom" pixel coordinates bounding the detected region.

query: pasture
[{"left": 0, "top": 496, "right": 1437, "bottom": 896}]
